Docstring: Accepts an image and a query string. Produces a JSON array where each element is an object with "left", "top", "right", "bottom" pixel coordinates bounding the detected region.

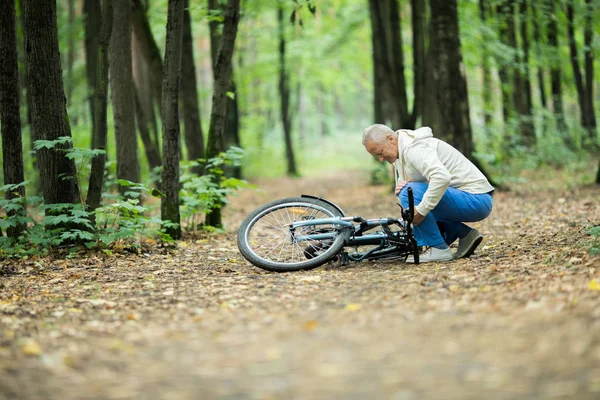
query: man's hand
[
  {"left": 395, "top": 180, "right": 410, "bottom": 195},
  {"left": 413, "top": 210, "right": 425, "bottom": 226}
]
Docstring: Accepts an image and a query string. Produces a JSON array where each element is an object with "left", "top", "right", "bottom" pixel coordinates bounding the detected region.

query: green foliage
[
  {"left": 587, "top": 226, "right": 600, "bottom": 256},
  {"left": 180, "top": 147, "right": 255, "bottom": 231}
]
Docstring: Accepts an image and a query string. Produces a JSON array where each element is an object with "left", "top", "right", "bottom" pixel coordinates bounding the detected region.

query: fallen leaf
[
  {"left": 302, "top": 320, "right": 318, "bottom": 332},
  {"left": 589, "top": 280, "right": 600, "bottom": 291},
  {"left": 22, "top": 341, "right": 42, "bottom": 356},
  {"left": 345, "top": 303, "right": 361, "bottom": 312}
]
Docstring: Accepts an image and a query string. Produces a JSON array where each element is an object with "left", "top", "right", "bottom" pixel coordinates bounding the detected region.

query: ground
[{"left": 1, "top": 170, "right": 599, "bottom": 400}]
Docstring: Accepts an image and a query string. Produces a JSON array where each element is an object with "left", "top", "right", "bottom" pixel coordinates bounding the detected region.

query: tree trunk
[
  {"left": 204, "top": 0, "right": 241, "bottom": 228},
  {"left": 160, "top": 0, "right": 185, "bottom": 239},
  {"left": 86, "top": 0, "right": 113, "bottom": 218},
  {"left": 479, "top": 0, "right": 493, "bottom": 128},
  {"left": 23, "top": 0, "right": 81, "bottom": 206},
  {"left": 208, "top": 0, "right": 241, "bottom": 177},
  {"left": 566, "top": 2, "right": 590, "bottom": 139},
  {"left": 583, "top": 0, "right": 597, "bottom": 143},
  {"left": 110, "top": 0, "right": 141, "bottom": 190},
  {"left": 84, "top": 0, "right": 102, "bottom": 129},
  {"left": 410, "top": 0, "right": 426, "bottom": 128},
  {"left": 278, "top": 5, "right": 298, "bottom": 177},
  {"left": 131, "top": 0, "right": 164, "bottom": 120},
  {"left": 0, "top": 0, "right": 26, "bottom": 238},
  {"left": 135, "top": 89, "right": 162, "bottom": 170},
  {"left": 596, "top": 158, "right": 600, "bottom": 184},
  {"left": 518, "top": 0, "right": 535, "bottom": 146},
  {"left": 368, "top": 0, "right": 409, "bottom": 128},
  {"left": 547, "top": 0, "right": 568, "bottom": 142},
  {"left": 532, "top": 2, "right": 547, "bottom": 109},
  {"left": 66, "top": 0, "right": 75, "bottom": 106},
  {"left": 428, "top": 0, "right": 473, "bottom": 157},
  {"left": 181, "top": 0, "right": 204, "bottom": 174}
]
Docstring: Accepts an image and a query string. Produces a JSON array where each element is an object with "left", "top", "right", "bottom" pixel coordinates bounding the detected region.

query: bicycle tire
[{"left": 237, "top": 197, "right": 348, "bottom": 272}]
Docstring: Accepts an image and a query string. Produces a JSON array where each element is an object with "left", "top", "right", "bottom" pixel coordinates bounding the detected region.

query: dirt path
[{"left": 1, "top": 170, "right": 599, "bottom": 399}]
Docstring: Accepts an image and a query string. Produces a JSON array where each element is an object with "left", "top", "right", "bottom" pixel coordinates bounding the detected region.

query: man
[{"left": 362, "top": 124, "right": 494, "bottom": 263}]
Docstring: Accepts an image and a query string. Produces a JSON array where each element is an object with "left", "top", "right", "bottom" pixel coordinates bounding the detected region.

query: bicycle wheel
[{"left": 237, "top": 197, "right": 348, "bottom": 272}]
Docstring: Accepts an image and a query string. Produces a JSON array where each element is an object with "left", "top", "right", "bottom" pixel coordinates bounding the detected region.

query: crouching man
[{"left": 362, "top": 124, "right": 494, "bottom": 263}]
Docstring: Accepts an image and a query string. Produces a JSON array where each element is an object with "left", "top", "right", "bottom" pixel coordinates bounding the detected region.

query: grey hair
[{"left": 362, "top": 124, "right": 394, "bottom": 146}]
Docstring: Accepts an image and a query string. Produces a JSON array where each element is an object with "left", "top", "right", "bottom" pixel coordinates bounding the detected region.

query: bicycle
[{"left": 237, "top": 188, "right": 420, "bottom": 272}]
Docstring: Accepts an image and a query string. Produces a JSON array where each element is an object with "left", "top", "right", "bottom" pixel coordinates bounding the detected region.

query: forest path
[{"left": 1, "top": 170, "right": 600, "bottom": 399}]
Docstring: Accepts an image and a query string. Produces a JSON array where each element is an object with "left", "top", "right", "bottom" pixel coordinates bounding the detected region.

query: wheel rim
[{"left": 243, "top": 202, "right": 339, "bottom": 267}]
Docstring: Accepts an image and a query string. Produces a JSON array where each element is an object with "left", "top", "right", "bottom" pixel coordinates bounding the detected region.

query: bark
[
  {"left": 518, "top": 0, "right": 535, "bottom": 146},
  {"left": 84, "top": 0, "right": 102, "bottom": 128},
  {"left": 583, "top": 0, "right": 597, "bottom": 141},
  {"left": 0, "top": 0, "right": 26, "bottom": 238},
  {"left": 135, "top": 89, "right": 162, "bottom": 170},
  {"left": 23, "top": 0, "right": 81, "bottom": 205},
  {"left": 566, "top": 2, "right": 589, "bottom": 137},
  {"left": 86, "top": 0, "right": 113, "bottom": 218},
  {"left": 428, "top": 0, "right": 473, "bottom": 157},
  {"left": 547, "top": 0, "right": 568, "bottom": 140},
  {"left": 204, "top": 0, "right": 241, "bottom": 228},
  {"left": 110, "top": 0, "right": 141, "bottom": 190},
  {"left": 160, "top": 0, "right": 185, "bottom": 239},
  {"left": 66, "top": 0, "right": 75, "bottom": 104},
  {"left": 596, "top": 158, "right": 600, "bottom": 184},
  {"left": 479, "top": 0, "right": 493, "bottom": 127},
  {"left": 278, "top": 5, "right": 298, "bottom": 177},
  {"left": 131, "top": 0, "right": 164, "bottom": 119},
  {"left": 368, "top": 0, "right": 409, "bottom": 128},
  {"left": 181, "top": 0, "right": 204, "bottom": 174},
  {"left": 410, "top": 0, "right": 426, "bottom": 127},
  {"left": 496, "top": 0, "right": 515, "bottom": 138},
  {"left": 208, "top": 0, "right": 241, "bottom": 176},
  {"left": 532, "top": 2, "right": 547, "bottom": 109}
]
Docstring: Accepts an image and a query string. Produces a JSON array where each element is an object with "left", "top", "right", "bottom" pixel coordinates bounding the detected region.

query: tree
[
  {"left": 208, "top": 0, "right": 241, "bottom": 178},
  {"left": 278, "top": 3, "right": 298, "bottom": 176},
  {"left": 23, "top": 0, "right": 80, "bottom": 206},
  {"left": 566, "top": 0, "right": 597, "bottom": 144},
  {"left": 428, "top": 0, "right": 473, "bottom": 157},
  {"left": 161, "top": 0, "right": 185, "bottom": 239},
  {"left": 84, "top": 0, "right": 102, "bottom": 128},
  {"left": 410, "top": 0, "right": 426, "bottom": 127},
  {"left": 547, "top": 0, "right": 568, "bottom": 142},
  {"left": 0, "top": 0, "right": 26, "bottom": 238},
  {"left": 110, "top": 0, "right": 141, "bottom": 190},
  {"left": 479, "top": 0, "right": 493, "bottom": 128},
  {"left": 517, "top": 0, "right": 535, "bottom": 146},
  {"left": 367, "top": 0, "right": 410, "bottom": 128},
  {"left": 181, "top": 0, "right": 204, "bottom": 174},
  {"left": 204, "top": 0, "right": 241, "bottom": 228},
  {"left": 86, "top": 0, "right": 113, "bottom": 218}
]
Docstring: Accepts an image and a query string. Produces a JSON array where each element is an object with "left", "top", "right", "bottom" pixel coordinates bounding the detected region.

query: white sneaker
[{"left": 406, "top": 247, "right": 454, "bottom": 263}]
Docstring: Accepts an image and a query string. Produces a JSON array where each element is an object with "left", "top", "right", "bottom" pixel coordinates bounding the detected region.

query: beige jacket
[{"left": 392, "top": 127, "right": 494, "bottom": 216}]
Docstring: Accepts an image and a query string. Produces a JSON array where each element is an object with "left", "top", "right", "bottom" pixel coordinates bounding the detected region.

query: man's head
[{"left": 362, "top": 124, "right": 399, "bottom": 164}]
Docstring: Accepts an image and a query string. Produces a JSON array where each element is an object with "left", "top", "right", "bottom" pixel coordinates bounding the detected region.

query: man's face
[{"left": 365, "top": 134, "right": 398, "bottom": 164}]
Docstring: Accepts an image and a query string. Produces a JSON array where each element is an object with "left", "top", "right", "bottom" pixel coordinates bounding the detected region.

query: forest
[
  {"left": 1, "top": 0, "right": 599, "bottom": 251},
  {"left": 1, "top": 0, "right": 600, "bottom": 398}
]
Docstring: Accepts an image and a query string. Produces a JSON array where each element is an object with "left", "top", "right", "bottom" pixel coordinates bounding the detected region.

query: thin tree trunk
[
  {"left": 596, "top": 157, "right": 600, "bottom": 184},
  {"left": 132, "top": 0, "right": 164, "bottom": 120},
  {"left": 84, "top": 0, "right": 102, "bottom": 129},
  {"left": 583, "top": 0, "right": 597, "bottom": 143},
  {"left": 532, "top": 1, "right": 547, "bottom": 109},
  {"left": 86, "top": 0, "right": 113, "bottom": 219},
  {"left": 566, "top": 2, "right": 588, "bottom": 137},
  {"left": 181, "top": 0, "right": 204, "bottom": 174},
  {"left": 547, "top": 0, "right": 568, "bottom": 143},
  {"left": 0, "top": 0, "right": 26, "bottom": 238},
  {"left": 23, "top": 0, "right": 81, "bottom": 205},
  {"left": 204, "top": 0, "right": 241, "bottom": 228},
  {"left": 135, "top": 89, "right": 162, "bottom": 170},
  {"left": 278, "top": 5, "right": 298, "bottom": 177},
  {"left": 110, "top": 0, "right": 141, "bottom": 190},
  {"left": 160, "top": 0, "right": 185, "bottom": 239},
  {"left": 66, "top": 0, "right": 75, "bottom": 107},
  {"left": 519, "top": 0, "right": 535, "bottom": 146},
  {"left": 479, "top": 0, "right": 493, "bottom": 128},
  {"left": 410, "top": 0, "right": 426, "bottom": 128}
]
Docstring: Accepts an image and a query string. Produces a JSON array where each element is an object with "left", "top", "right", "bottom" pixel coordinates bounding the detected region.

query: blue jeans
[{"left": 398, "top": 182, "right": 493, "bottom": 248}]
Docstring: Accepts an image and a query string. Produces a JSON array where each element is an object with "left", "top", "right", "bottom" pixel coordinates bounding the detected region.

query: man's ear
[{"left": 386, "top": 133, "right": 395, "bottom": 143}]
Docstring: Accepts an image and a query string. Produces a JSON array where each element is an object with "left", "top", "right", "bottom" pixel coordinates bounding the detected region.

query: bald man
[{"left": 362, "top": 124, "right": 494, "bottom": 263}]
